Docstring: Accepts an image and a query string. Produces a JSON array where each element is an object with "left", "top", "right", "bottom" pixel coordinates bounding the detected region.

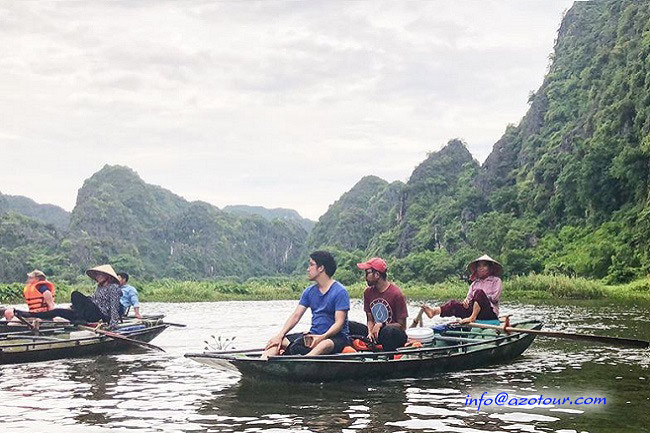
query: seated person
[
  {"left": 118, "top": 272, "right": 142, "bottom": 319},
  {"left": 355, "top": 257, "right": 408, "bottom": 351},
  {"left": 262, "top": 251, "right": 350, "bottom": 358},
  {"left": 421, "top": 255, "right": 503, "bottom": 325},
  {"left": 10, "top": 265, "right": 123, "bottom": 329},
  {"left": 24, "top": 269, "right": 56, "bottom": 313}
]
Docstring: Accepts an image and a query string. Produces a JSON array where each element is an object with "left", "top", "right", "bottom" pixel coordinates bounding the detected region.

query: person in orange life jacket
[
  {"left": 4, "top": 269, "right": 56, "bottom": 321},
  {"left": 24, "top": 269, "right": 56, "bottom": 313},
  {"left": 421, "top": 255, "right": 503, "bottom": 325},
  {"left": 356, "top": 257, "right": 408, "bottom": 351},
  {"left": 13, "top": 265, "right": 123, "bottom": 329}
]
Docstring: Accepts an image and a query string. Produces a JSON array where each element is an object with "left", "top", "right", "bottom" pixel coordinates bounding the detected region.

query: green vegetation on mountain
[
  {"left": 1, "top": 194, "right": 70, "bottom": 231},
  {"left": 0, "top": 166, "right": 307, "bottom": 283},
  {"left": 224, "top": 205, "right": 316, "bottom": 232},
  {"left": 308, "top": 176, "right": 405, "bottom": 252},
  {"left": 0, "top": 212, "right": 65, "bottom": 282},
  {"left": 308, "top": 1, "right": 650, "bottom": 286}
]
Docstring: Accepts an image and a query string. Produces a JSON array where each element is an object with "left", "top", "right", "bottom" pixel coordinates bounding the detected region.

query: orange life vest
[{"left": 23, "top": 280, "right": 56, "bottom": 313}]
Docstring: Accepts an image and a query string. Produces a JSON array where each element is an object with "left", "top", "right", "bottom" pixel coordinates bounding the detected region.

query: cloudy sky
[{"left": 0, "top": 1, "right": 574, "bottom": 220}]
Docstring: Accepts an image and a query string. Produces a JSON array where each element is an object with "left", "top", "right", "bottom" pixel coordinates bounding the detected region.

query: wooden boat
[
  {"left": 185, "top": 320, "right": 543, "bottom": 382},
  {"left": 0, "top": 318, "right": 168, "bottom": 365},
  {"left": 0, "top": 315, "right": 167, "bottom": 334}
]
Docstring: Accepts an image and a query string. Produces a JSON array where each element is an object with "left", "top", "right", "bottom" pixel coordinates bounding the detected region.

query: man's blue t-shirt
[
  {"left": 120, "top": 285, "right": 140, "bottom": 309},
  {"left": 299, "top": 281, "right": 350, "bottom": 337}
]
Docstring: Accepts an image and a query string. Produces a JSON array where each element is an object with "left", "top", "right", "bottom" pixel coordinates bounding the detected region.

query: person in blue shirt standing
[
  {"left": 117, "top": 272, "right": 142, "bottom": 319},
  {"left": 262, "top": 250, "right": 350, "bottom": 358}
]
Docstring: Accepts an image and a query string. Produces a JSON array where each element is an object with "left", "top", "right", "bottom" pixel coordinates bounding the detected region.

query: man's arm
[
  {"left": 389, "top": 291, "right": 408, "bottom": 330},
  {"left": 366, "top": 312, "right": 377, "bottom": 336},
  {"left": 309, "top": 310, "right": 347, "bottom": 348},
  {"left": 366, "top": 311, "right": 383, "bottom": 340},
  {"left": 265, "top": 305, "right": 307, "bottom": 349},
  {"left": 130, "top": 288, "right": 142, "bottom": 319},
  {"left": 387, "top": 318, "right": 407, "bottom": 330}
]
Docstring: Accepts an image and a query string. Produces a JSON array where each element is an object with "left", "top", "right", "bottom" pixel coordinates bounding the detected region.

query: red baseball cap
[{"left": 357, "top": 257, "right": 387, "bottom": 273}]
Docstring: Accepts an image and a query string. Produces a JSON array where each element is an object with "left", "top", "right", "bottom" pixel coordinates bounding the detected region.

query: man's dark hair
[
  {"left": 377, "top": 270, "right": 387, "bottom": 280},
  {"left": 310, "top": 251, "right": 337, "bottom": 277},
  {"left": 118, "top": 272, "right": 129, "bottom": 282}
]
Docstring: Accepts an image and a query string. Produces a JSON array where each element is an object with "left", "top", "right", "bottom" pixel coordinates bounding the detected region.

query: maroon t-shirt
[{"left": 363, "top": 283, "right": 408, "bottom": 324}]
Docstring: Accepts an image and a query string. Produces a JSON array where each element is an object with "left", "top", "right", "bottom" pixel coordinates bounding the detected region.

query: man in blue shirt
[
  {"left": 117, "top": 272, "right": 142, "bottom": 319},
  {"left": 263, "top": 251, "right": 350, "bottom": 358}
]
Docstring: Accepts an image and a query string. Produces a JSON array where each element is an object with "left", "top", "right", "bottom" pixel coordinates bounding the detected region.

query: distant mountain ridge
[
  {"left": 66, "top": 165, "right": 308, "bottom": 280},
  {"left": 0, "top": 192, "right": 70, "bottom": 231},
  {"left": 223, "top": 205, "right": 316, "bottom": 232},
  {"left": 0, "top": 165, "right": 308, "bottom": 282}
]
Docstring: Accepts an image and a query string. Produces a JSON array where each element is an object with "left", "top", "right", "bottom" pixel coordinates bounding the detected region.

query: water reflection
[
  {"left": 196, "top": 380, "right": 410, "bottom": 431},
  {"left": 0, "top": 300, "right": 647, "bottom": 432}
]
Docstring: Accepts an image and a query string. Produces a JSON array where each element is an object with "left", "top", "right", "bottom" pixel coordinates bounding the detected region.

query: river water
[{"left": 0, "top": 300, "right": 648, "bottom": 433}]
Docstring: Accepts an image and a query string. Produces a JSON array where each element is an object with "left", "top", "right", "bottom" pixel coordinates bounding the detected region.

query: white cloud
[{"left": 0, "top": 0, "right": 573, "bottom": 220}]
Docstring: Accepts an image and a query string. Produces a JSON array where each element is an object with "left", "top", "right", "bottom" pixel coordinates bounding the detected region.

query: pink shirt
[{"left": 464, "top": 276, "right": 502, "bottom": 315}]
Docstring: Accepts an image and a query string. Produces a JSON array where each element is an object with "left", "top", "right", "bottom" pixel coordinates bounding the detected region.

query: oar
[
  {"left": 410, "top": 307, "right": 425, "bottom": 328},
  {"left": 466, "top": 322, "right": 650, "bottom": 349},
  {"left": 163, "top": 322, "right": 186, "bottom": 328},
  {"left": 14, "top": 313, "right": 38, "bottom": 333},
  {"left": 78, "top": 325, "right": 166, "bottom": 352}
]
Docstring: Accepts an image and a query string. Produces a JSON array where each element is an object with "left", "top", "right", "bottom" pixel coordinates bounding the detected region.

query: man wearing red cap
[{"left": 357, "top": 257, "right": 408, "bottom": 351}]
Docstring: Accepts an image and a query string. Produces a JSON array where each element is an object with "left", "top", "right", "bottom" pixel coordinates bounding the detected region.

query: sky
[{"left": 0, "top": 0, "right": 575, "bottom": 220}]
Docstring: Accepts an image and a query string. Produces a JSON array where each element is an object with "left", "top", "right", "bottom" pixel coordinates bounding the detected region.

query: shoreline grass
[{"left": 2, "top": 274, "right": 650, "bottom": 305}]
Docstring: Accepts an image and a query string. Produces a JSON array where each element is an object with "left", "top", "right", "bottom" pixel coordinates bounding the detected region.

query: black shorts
[{"left": 286, "top": 332, "right": 350, "bottom": 355}]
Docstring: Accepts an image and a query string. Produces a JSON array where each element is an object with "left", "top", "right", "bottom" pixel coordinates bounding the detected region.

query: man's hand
[
  {"left": 462, "top": 299, "right": 470, "bottom": 309},
  {"left": 370, "top": 322, "right": 383, "bottom": 341},
  {"left": 265, "top": 334, "right": 284, "bottom": 350},
  {"left": 305, "top": 334, "right": 324, "bottom": 348}
]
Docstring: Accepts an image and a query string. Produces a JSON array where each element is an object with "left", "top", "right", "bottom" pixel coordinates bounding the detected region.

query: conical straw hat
[
  {"left": 467, "top": 254, "right": 503, "bottom": 277},
  {"left": 86, "top": 264, "right": 120, "bottom": 283}
]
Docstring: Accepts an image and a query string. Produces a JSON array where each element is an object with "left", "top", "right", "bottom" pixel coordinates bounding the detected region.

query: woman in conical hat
[
  {"left": 421, "top": 255, "right": 503, "bottom": 324},
  {"left": 12, "top": 264, "right": 124, "bottom": 329}
]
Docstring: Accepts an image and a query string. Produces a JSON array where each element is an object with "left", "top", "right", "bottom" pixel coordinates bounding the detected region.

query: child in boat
[{"left": 421, "top": 255, "right": 502, "bottom": 324}]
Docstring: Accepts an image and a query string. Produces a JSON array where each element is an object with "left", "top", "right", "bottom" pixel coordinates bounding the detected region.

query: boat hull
[
  {"left": 0, "top": 324, "right": 168, "bottom": 365},
  {"left": 187, "top": 321, "right": 541, "bottom": 382}
]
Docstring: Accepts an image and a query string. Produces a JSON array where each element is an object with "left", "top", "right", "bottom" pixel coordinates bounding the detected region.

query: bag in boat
[{"left": 286, "top": 335, "right": 312, "bottom": 356}]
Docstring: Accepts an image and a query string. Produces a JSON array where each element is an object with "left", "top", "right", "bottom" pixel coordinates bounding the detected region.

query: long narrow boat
[
  {"left": 185, "top": 320, "right": 542, "bottom": 382},
  {"left": 0, "top": 318, "right": 168, "bottom": 365},
  {"left": 0, "top": 315, "right": 167, "bottom": 334}
]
